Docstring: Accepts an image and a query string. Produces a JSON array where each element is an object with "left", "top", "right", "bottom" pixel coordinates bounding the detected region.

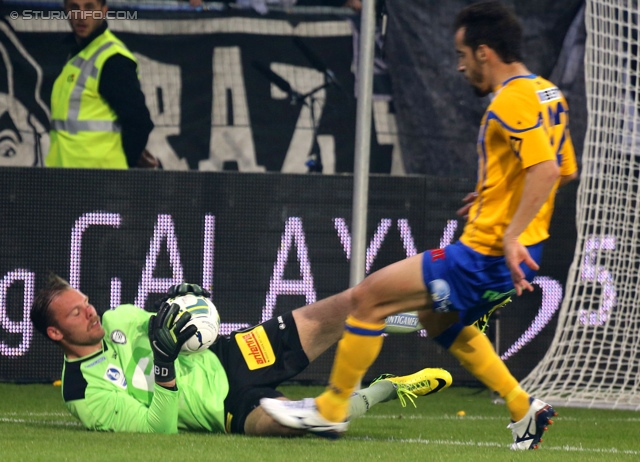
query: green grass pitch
[{"left": 1, "top": 383, "right": 638, "bottom": 461}]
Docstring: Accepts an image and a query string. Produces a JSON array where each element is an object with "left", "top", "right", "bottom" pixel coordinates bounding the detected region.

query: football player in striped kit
[{"left": 261, "top": 0, "right": 577, "bottom": 450}]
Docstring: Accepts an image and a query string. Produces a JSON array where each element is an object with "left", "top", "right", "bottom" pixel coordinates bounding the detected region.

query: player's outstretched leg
[
  {"left": 371, "top": 367, "right": 453, "bottom": 408},
  {"left": 259, "top": 397, "right": 348, "bottom": 439},
  {"left": 350, "top": 367, "right": 452, "bottom": 415},
  {"left": 508, "top": 397, "right": 558, "bottom": 450},
  {"left": 260, "top": 367, "right": 452, "bottom": 438}
]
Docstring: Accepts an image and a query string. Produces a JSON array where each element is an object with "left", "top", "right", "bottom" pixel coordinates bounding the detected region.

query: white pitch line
[
  {"left": 1, "top": 412, "right": 638, "bottom": 455},
  {"left": 363, "top": 414, "right": 503, "bottom": 421},
  {"left": 363, "top": 414, "right": 640, "bottom": 422},
  {"left": 0, "top": 417, "right": 82, "bottom": 427},
  {"left": 353, "top": 436, "right": 640, "bottom": 455}
]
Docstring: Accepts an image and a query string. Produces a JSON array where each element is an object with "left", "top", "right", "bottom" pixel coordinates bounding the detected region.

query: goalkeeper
[{"left": 30, "top": 274, "right": 451, "bottom": 435}]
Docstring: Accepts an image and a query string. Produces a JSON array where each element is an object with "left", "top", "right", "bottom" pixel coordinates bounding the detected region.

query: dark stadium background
[
  {"left": 0, "top": 168, "right": 577, "bottom": 384},
  {"left": 0, "top": 1, "right": 583, "bottom": 385}
]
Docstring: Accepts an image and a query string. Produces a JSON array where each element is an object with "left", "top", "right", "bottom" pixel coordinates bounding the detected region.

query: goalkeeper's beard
[{"left": 59, "top": 320, "right": 105, "bottom": 347}]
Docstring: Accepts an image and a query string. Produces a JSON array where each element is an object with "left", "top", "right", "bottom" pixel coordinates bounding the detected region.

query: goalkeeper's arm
[
  {"left": 148, "top": 301, "right": 197, "bottom": 389},
  {"left": 67, "top": 383, "right": 182, "bottom": 433}
]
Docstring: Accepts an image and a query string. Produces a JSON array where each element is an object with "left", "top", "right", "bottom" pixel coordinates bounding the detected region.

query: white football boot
[
  {"left": 508, "top": 397, "right": 557, "bottom": 450},
  {"left": 260, "top": 397, "right": 348, "bottom": 439}
]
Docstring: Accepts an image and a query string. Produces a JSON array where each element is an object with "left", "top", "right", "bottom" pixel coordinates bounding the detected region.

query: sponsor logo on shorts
[
  {"left": 430, "top": 249, "right": 446, "bottom": 262},
  {"left": 428, "top": 279, "right": 452, "bottom": 313},
  {"left": 235, "top": 325, "right": 276, "bottom": 370},
  {"left": 482, "top": 289, "right": 515, "bottom": 302},
  {"left": 110, "top": 330, "right": 126, "bottom": 344},
  {"left": 104, "top": 365, "right": 127, "bottom": 389}
]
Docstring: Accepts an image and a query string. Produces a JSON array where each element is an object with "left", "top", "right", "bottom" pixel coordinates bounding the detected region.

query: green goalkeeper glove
[{"left": 148, "top": 301, "right": 197, "bottom": 382}]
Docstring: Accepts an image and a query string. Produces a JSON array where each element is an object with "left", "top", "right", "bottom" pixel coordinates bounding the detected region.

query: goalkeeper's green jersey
[{"left": 61, "top": 304, "right": 229, "bottom": 433}]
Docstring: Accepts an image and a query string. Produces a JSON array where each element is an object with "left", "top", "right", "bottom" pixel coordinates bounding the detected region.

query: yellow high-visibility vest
[{"left": 47, "top": 29, "right": 137, "bottom": 169}]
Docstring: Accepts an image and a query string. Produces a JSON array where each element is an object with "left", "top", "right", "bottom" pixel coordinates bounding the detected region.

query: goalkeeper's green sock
[{"left": 348, "top": 380, "right": 396, "bottom": 418}]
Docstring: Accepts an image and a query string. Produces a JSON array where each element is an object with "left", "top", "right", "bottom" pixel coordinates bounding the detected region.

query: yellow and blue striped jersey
[{"left": 460, "top": 74, "right": 578, "bottom": 256}]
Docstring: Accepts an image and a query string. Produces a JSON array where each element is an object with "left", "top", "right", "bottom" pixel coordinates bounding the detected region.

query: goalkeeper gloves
[
  {"left": 148, "top": 301, "right": 197, "bottom": 383},
  {"left": 151, "top": 283, "right": 211, "bottom": 312},
  {"left": 166, "top": 282, "right": 211, "bottom": 299}
]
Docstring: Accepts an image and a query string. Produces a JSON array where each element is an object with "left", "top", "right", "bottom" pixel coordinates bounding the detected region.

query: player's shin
[
  {"left": 316, "top": 315, "right": 385, "bottom": 423},
  {"left": 442, "top": 325, "right": 530, "bottom": 421}
]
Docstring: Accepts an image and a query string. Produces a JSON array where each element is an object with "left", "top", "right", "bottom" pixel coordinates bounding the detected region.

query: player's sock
[
  {"left": 348, "top": 380, "right": 395, "bottom": 418},
  {"left": 504, "top": 385, "right": 531, "bottom": 421},
  {"left": 316, "top": 315, "right": 385, "bottom": 423},
  {"left": 446, "top": 325, "right": 530, "bottom": 421}
]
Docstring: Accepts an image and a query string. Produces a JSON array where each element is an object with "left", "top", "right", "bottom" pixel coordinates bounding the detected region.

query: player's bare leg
[
  {"left": 350, "top": 254, "right": 432, "bottom": 324},
  {"left": 291, "top": 289, "right": 355, "bottom": 362},
  {"left": 244, "top": 400, "right": 306, "bottom": 436},
  {"left": 301, "top": 254, "right": 432, "bottom": 424},
  {"left": 260, "top": 255, "right": 460, "bottom": 431},
  {"left": 251, "top": 369, "right": 452, "bottom": 437}
]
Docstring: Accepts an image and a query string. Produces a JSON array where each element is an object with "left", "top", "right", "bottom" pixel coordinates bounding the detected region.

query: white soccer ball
[
  {"left": 384, "top": 311, "right": 424, "bottom": 334},
  {"left": 168, "top": 294, "right": 221, "bottom": 354}
]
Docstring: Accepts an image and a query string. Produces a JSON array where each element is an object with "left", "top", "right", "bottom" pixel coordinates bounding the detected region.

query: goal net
[{"left": 521, "top": 0, "right": 640, "bottom": 410}]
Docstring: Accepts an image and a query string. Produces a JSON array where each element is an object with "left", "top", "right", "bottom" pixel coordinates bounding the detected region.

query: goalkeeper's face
[{"left": 46, "top": 288, "right": 105, "bottom": 357}]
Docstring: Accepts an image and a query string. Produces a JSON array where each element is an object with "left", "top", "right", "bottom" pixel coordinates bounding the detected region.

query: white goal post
[{"left": 521, "top": 0, "right": 640, "bottom": 410}]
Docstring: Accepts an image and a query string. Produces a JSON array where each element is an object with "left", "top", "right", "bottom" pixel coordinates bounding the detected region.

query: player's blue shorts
[{"left": 421, "top": 240, "right": 543, "bottom": 326}]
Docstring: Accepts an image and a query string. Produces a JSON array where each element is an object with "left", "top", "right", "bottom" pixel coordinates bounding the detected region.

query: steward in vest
[{"left": 47, "top": 0, "right": 157, "bottom": 169}]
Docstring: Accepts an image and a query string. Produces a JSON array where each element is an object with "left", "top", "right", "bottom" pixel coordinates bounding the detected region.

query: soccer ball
[
  {"left": 384, "top": 311, "right": 424, "bottom": 334},
  {"left": 168, "top": 294, "right": 221, "bottom": 354}
]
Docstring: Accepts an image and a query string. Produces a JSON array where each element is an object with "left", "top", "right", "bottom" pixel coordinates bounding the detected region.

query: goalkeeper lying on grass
[{"left": 30, "top": 274, "right": 451, "bottom": 436}]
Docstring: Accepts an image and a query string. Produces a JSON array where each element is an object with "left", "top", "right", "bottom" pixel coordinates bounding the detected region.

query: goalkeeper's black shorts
[{"left": 209, "top": 310, "right": 309, "bottom": 434}]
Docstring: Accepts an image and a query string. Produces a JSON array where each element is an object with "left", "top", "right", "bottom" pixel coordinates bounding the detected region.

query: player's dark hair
[
  {"left": 454, "top": 0, "right": 523, "bottom": 64},
  {"left": 30, "top": 273, "right": 72, "bottom": 341}
]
